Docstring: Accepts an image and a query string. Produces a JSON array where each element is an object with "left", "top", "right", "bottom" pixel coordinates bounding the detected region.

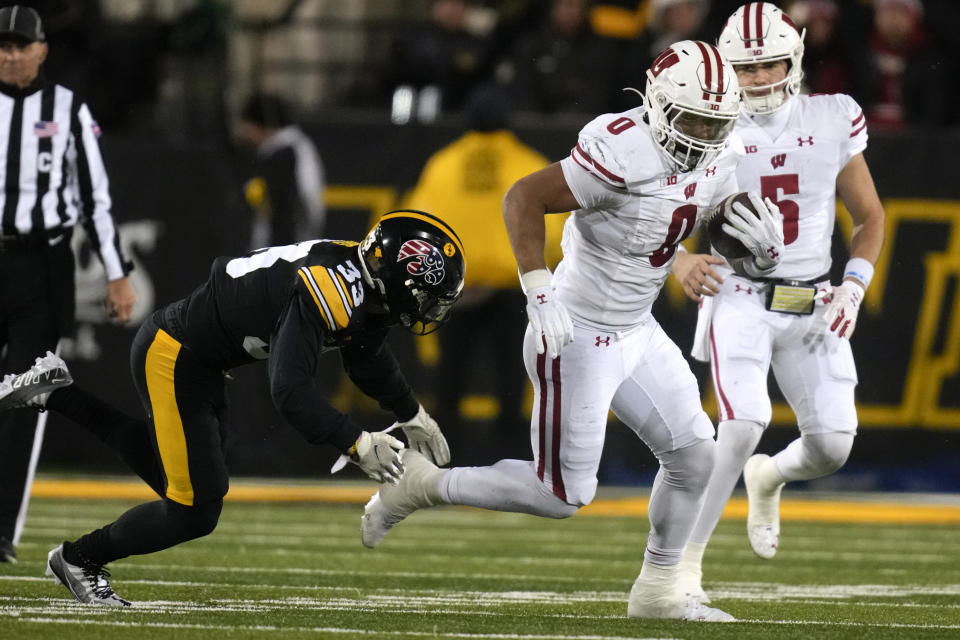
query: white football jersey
[
  {"left": 557, "top": 106, "right": 742, "bottom": 330},
  {"left": 733, "top": 94, "right": 867, "bottom": 280}
]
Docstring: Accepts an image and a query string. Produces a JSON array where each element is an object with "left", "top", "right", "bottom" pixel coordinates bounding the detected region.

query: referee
[{"left": 0, "top": 5, "right": 136, "bottom": 564}]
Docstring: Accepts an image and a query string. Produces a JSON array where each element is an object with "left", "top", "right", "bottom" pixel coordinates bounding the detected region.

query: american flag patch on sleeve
[{"left": 33, "top": 121, "right": 58, "bottom": 137}]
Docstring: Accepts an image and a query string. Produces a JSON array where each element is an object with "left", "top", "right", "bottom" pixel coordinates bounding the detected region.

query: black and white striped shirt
[{"left": 0, "top": 76, "right": 129, "bottom": 280}]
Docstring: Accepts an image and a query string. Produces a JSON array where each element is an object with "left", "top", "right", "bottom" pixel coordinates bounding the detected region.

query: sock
[
  {"left": 645, "top": 439, "right": 714, "bottom": 567},
  {"left": 681, "top": 540, "right": 707, "bottom": 571},
  {"left": 47, "top": 386, "right": 164, "bottom": 494},
  {"left": 690, "top": 420, "right": 764, "bottom": 544},
  {"left": 69, "top": 499, "right": 222, "bottom": 566}
]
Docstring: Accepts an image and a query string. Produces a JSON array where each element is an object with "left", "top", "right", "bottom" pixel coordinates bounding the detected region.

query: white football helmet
[
  {"left": 642, "top": 40, "right": 740, "bottom": 173},
  {"left": 718, "top": 2, "right": 805, "bottom": 114}
]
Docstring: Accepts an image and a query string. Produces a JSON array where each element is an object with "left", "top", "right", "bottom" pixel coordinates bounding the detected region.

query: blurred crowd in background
[
  {"left": 14, "top": 0, "right": 958, "bottom": 487},
  {"left": 25, "top": 0, "right": 960, "bottom": 140}
]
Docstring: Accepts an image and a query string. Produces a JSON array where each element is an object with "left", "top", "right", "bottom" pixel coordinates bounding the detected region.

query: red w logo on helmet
[{"left": 649, "top": 48, "right": 680, "bottom": 78}]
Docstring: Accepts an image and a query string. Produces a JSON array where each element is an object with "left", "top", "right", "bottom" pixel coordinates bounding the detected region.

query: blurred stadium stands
[{"left": 25, "top": 0, "right": 960, "bottom": 492}]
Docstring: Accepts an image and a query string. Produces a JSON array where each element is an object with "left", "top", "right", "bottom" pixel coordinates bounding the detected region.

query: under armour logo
[
  {"left": 684, "top": 183, "right": 697, "bottom": 199},
  {"left": 767, "top": 247, "right": 780, "bottom": 259},
  {"left": 536, "top": 293, "right": 547, "bottom": 304},
  {"left": 595, "top": 336, "right": 611, "bottom": 347},
  {"left": 704, "top": 166, "right": 717, "bottom": 177},
  {"left": 734, "top": 284, "right": 754, "bottom": 294},
  {"left": 770, "top": 154, "right": 786, "bottom": 169},
  {"left": 797, "top": 136, "right": 814, "bottom": 147}
]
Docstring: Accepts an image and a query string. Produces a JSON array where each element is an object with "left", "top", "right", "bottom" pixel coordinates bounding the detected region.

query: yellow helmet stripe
[{"left": 379, "top": 210, "right": 464, "bottom": 257}]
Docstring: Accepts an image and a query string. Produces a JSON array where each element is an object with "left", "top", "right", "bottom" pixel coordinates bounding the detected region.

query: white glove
[
  {"left": 348, "top": 431, "right": 405, "bottom": 484},
  {"left": 722, "top": 193, "right": 784, "bottom": 274},
  {"left": 522, "top": 269, "right": 574, "bottom": 360},
  {"left": 398, "top": 404, "right": 450, "bottom": 466},
  {"left": 822, "top": 280, "right": 864, "bottom": 339}
]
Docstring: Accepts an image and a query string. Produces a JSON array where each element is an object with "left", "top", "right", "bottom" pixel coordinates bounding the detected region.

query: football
[{"left": 706, "top": 191, "right": 761, "bottom": 260}]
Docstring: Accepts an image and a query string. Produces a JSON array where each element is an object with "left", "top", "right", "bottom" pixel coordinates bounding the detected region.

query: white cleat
[
  {"left": 361, "top": 450, "right": 443, "bottom": 548},
  {"left": 676, "top": 544, "right": 710, "bottom": 603},
  {"left": 0, "top": 351, "right": 72, "bottom": 412},
  {"left": 628, "top": 591, "right": 733, "bottom": 621},
  {"left": 676, "top": 570, "right": 710, "bottom": 604},
  {"left": 743, "top": 454, "right": 783, "bottom": 559},
  {"left": 628, "top": 569, "right": 733, "bottom": 621}
]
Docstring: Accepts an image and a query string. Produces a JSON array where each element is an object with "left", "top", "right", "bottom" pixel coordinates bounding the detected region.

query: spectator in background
[
  {"left": 235, "top": 92, "right": 326, "bottom": 249},
  {"left": 402, "top": 84, "right": 566, "bottom": 459},
  {"left": 865, "top": 0, "right": 951, "bottom": 129},
  {"left": 505, "top": 0, "right": 616, "bottom": 114},
  {"left": 380, "top": 0, "right": 496, "bottom": 116},
  {"left": 788, "top": 0, "right": 870, "bottom": 101},
  {"left": 613, "top": 0, "right": 710, "bottom": 111}
]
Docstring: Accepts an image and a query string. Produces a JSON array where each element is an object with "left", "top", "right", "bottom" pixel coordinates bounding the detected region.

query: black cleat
[{"left": 0, "top": 537, "right": 15, "bottom": 564}]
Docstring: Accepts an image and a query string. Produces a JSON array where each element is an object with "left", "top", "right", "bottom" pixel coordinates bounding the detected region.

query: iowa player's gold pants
[{"left": 130, "top": 313, "right": 229, "bottom": 507}]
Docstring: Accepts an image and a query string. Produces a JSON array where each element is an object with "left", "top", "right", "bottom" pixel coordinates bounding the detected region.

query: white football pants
[{"left": 442, "top": 317, "right": 717, "bottom": 566}]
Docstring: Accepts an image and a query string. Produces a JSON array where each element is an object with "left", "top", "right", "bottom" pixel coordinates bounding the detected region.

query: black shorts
[{"left": 130, "top": 313, "right": 229, "bottom": 506}]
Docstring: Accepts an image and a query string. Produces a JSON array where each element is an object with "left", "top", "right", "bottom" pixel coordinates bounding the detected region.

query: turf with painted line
[{"left": 1, "top": 495, "right": 958, "bottom": 640}]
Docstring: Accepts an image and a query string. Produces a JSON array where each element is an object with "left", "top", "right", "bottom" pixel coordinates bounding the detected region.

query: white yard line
[
  {"left": 7, "top": 616, "right": 677, "bottom": 640},
  {"left": 7, "top": 612, "right": 960, "bottom": 634},
  {"left": 4, "top": 579, "right": 960, "bottom": 604}
]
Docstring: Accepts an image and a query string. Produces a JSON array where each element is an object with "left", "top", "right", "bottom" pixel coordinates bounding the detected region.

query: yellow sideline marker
[
  {"left": 30, "top": 479, "right": 960, "bottom": 524},
  {"left": 31, "top": 479, "right": 374, "bottom": 504},
  {"left": 581, "top": 497, "right": 960, "bottom": 524}
]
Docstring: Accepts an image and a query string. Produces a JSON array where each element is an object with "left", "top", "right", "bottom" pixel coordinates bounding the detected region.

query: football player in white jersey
[
  {"left": 670, "top": 2, "right": 886, "bottom": 602},
  {"left": 361, "top": 40, "right": 786, "bottom": 622}
]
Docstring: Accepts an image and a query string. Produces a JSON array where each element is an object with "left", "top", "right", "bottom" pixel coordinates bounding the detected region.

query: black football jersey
[
  {"left": 161, "top": 239, "right": 417, "bottom": 452},
  {"left": 177, "top": 239, "right": 387, "bottom": 367}
]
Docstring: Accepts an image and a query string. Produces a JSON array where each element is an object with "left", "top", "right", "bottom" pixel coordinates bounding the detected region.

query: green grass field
[{"left": 2, "top": 485, "right": 959, "bottom": 640}]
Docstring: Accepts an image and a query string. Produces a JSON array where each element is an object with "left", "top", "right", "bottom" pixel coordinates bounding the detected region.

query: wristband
[
  {"left": 843, "top": 257, "right": 873, "bottom": 290},
  {"left": 520, "top": 268, "right": 552, "bottom": 293}
]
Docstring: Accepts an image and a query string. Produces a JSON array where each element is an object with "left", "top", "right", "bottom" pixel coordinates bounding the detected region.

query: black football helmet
[{"left": 358, "top": 210, "right": 465, "bottom": 335}]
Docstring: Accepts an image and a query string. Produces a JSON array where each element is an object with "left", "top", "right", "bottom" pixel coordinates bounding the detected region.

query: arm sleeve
[
  {"left": 71, "top": 102, "right": 131, "bottom": 281},
  {"left": 340, "top": 332, "right": 420, "bottom": 423},
  {"left": 268, "top": 291, "right": 363, "bottom": 453}
]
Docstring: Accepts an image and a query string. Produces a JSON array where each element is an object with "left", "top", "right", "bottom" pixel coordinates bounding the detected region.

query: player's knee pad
[
  {"left": 801, "top": 432, "right": 854, "bottom": 476},
  {"left": 166, "top": 497, "right": 223, "bottom": 539},
  {"left": 660, "top": 439, "right": 715, "bottom": 493}
]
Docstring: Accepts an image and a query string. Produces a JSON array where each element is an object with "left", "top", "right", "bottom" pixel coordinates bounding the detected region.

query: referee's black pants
[
  {"left": 46, "top": 310, "right": 229, "bottom": 566},
  {"left": 0, "top": 242, "right": 73, "bottom": 541}
]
